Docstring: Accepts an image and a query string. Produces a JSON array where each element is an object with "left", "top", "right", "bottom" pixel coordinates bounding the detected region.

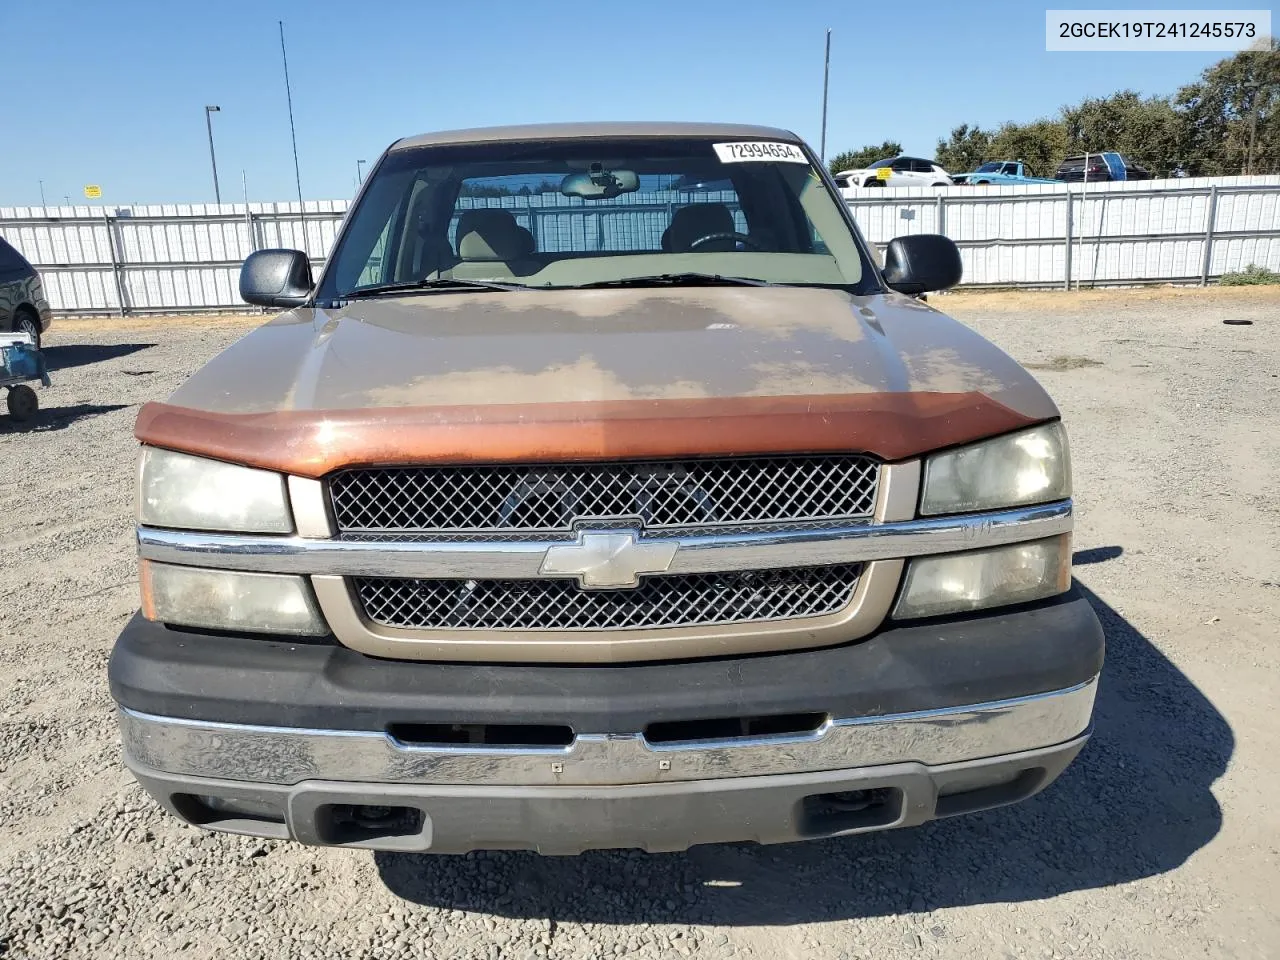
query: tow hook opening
[
  {"left": 315, "top": 803, "right": 426, "bottom": 846},
  {"left": 799, "top": 787, "right": 902, "bottom": 836}
]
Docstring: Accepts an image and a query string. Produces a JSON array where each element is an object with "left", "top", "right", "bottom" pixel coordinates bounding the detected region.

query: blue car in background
[{"left": 952, "top": 160, "right": 1059, "bottom": 185}]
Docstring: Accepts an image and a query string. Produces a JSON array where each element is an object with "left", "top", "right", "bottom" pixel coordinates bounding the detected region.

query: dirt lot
[{"left": 1, "top": 286, "right": 1277, "bottom": 959}]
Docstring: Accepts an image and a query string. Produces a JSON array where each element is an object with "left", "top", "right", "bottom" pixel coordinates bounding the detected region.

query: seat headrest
[
  {"left": 456, "top": 209, "right": 535, "bottom": 261},
  {"left": 665, "top": 204, "right": 736, "bottom": 252}
]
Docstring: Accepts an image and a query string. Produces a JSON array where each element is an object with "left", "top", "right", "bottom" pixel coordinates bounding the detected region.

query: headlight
[
  {"left": 921, "top": 423, "right": 1070, "bottom": 516},
  {"left": 140, "top": 561, "right": 327, "bottom": 635},
  {"left": 139, "top": 448, "right": 292, "bottom": 533},
  {"left": 893, "top": 535, "right": 1071, "bottom": 619}
]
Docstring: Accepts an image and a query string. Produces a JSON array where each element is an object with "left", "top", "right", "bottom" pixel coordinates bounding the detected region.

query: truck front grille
[
  {"left": 329, "top": 456, "right": 879, "bottom": 537},
  {"left": 354, "top": 565, "right": 863, "bottom": 631}
]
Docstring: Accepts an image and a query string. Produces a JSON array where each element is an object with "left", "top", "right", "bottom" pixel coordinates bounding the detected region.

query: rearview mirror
[
  {"left": 561, "top": 167, "right": 640, "bottom": 200},
  {"left": 239, "top": 249, "right": 313, "bottom": 308},
  {"left": 882, "top": 234, "right": 962, "bottom": 295}
]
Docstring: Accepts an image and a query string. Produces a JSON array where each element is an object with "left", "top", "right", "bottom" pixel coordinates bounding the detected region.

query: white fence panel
[
  {"left": 849, "top": 175, "right": 1280, "bottom": 289},
  {"left": 2, "top": 177, "right": 1278, "bottom": 313}
]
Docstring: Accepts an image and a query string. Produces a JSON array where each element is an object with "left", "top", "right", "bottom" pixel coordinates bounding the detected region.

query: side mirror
[
  {"left": 239, "top": 249, "right": 313, "bottom": 308},
  {"left": 882, "top": 234, "right": 962, "bottom": 295}
]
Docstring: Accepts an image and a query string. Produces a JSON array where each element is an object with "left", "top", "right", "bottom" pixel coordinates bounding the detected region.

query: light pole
[
  {"left": 1240, "top": 79, "right": 1264, "bottom": 175},
  {"left": 820, "top": 28, "right": 832, "bottom": 162},
  {"left": 356, "top": 159, "right": 367, "bottom": 185},
  {"left": 205, "top": 105, "right": 222, "bottom": 203},
  {"left": 38, "top": 180, "right": 46, "bottom": 207}
]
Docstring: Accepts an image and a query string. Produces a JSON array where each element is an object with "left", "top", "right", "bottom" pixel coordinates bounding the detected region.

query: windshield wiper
[
  {"left": 567, "top": 273, "right": 774, "bottom": 290},
  {"left": 342, "top": 278, "right": 529, "bottom": 299}
]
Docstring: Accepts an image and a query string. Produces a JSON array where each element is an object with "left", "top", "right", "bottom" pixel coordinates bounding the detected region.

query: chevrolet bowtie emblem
[{"left": 539, "top": 531, "right": 678, "bottom": 589}]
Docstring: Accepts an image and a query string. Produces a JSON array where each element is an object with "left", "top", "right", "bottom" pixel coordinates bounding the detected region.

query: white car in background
[{"left": 834, "top": 156, "right": 954, "bottom": 190}]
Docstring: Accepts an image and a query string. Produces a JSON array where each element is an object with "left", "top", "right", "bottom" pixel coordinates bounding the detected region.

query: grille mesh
[
  {"left": 329, "top": 457, "right": 878, "bottom": 536},
  {"left": 355, "top": 565, "right": 862, "bottom": 631}
]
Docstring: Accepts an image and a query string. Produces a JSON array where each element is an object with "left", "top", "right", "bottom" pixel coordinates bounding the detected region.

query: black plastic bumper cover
[{"left": 109, "top": 587, "right": 1103, "bottom": 733}]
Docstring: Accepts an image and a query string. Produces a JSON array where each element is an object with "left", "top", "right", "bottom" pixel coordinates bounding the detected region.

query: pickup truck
[
  {"left": 109, "top": 122, "right": 1103, "bottom": 854},
  {"left": 953, "top": 161, "right": 1059, "bottom": 186}
]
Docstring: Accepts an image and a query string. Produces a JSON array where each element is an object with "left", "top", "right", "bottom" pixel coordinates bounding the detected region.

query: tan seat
[
  {"left": 455, "top": 209, "right": 536, "bottom": 261},
  {"left": 662, "top": 203, "right": 736, "bottom": 252}
]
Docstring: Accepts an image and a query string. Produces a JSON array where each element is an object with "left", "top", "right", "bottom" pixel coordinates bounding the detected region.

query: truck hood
[{"left": 137, "top": 287, "right": 1058, "bottom": 476}]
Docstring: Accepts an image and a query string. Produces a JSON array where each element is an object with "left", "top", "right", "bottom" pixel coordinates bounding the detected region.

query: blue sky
[{"left": 2, "top": 0, "right": 1233, "bottom": 207}]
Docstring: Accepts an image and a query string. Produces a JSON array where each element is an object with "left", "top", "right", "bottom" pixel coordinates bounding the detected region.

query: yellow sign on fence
[{"left": 83, "top": 184, "right": 102, "bottom": 199}]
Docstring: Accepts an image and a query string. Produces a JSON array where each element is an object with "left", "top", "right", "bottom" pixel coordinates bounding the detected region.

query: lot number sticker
[
  {"left": 714, "top": 142, "right": 809, "bottom": 164},
  {"left": 876, "top": 168, "right": 893, "bottom": 180}
]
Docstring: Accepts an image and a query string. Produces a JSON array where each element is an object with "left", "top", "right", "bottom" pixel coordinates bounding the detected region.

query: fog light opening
[
  {"left": 170, "top": 793, "right": 288, "bottom": 838},
  {"left": 934, "top": 767, "right": 1046, "bottom": 818}
]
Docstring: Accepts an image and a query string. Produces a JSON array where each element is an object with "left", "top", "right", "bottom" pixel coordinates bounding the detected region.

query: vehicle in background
[
  {"left": 1055, "top": 152, "right": 1152, "bottom": 183},
  {"left": 834, "top": 156, "right": 954, "bottom": 190},
  {"left": 0, "top": 238, "right": 52, "bottom": 351},
  {"left": 952, "top": 160, "right": 1059, "bottom": 186}
]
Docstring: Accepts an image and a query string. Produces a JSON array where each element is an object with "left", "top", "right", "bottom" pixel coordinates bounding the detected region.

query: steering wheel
[{"left": 687, "top": 232, "right": 762, "bottom": 252}]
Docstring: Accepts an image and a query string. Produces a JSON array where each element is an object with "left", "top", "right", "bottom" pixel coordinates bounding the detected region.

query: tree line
[{"left": 828, "top": 42, "right": 1278, "bottom": 179}]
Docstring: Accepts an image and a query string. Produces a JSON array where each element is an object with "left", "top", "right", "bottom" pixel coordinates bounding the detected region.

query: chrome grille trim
[
  {"left": 355, "top": 565, "right": 863, "bottom": 632},
  {"left": 136, "top": 501, "right": 1074, "bottom": 579},
  {"left": 328, "top": 456, "right": 879, "bottom": 536}
]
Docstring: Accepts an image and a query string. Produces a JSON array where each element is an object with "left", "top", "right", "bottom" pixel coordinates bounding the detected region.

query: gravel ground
[{"left": 1, "top": 286, "right": 1277, "bottom": 959}]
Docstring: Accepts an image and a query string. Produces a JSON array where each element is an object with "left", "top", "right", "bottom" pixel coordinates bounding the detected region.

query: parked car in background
[
  {"left": 1055, "top": 152, "right": 1152, "bottom": 183},
  {"left": 0, "top": 238, "right": 52, "bottom": 350},
  {"left": 834, "top": 156, "right": 954, "bottom": 189},
  {"left": 952, "top": 160, "right": 1059, "bottom": 186}
]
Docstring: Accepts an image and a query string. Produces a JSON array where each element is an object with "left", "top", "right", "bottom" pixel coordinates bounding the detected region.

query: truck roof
[{"left": 391, "top": 122, "right": 800, "bottom": 151}]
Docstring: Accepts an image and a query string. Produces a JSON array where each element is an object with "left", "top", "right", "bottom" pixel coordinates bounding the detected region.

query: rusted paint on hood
[{"left": 137, "top": 287, "right": 1058, "bottom": 471}]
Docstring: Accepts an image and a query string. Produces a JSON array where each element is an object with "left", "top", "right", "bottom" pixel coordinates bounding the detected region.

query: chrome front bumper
[
  {"left": 120, "top": 676, "right": 1096, "bottom": 788},
  {"left": 120, "top": 678, "right": 1095, "bottom": 853}
]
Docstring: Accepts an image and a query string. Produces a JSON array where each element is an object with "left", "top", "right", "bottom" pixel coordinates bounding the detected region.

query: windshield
[{"left": 316, "top": 136, "right": 870, "bottom": 300}]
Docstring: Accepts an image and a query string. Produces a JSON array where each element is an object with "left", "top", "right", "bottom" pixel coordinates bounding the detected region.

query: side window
[
  {"left": 891, "top": 158, "right": 913, "bottom": 172},
  {"left": 0, "top": 239, "right": 29, "bottom": 273},
  {"left": 912, "top": 159, "right": 935, "bottom": 173}
]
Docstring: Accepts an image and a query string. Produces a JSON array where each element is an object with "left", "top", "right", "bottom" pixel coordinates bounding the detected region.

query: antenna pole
[{"left": 279, "top": 21, "right": 306, "bottom": 243}]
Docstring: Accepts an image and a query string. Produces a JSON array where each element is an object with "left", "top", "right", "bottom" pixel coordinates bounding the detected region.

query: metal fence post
[
  {"left": 936, "top": 195, "right": 945, "bottom": 236},
  {"left": 103, "top": 210, "right": 127, "bottom": 317},
  {"left": 1063, "top": 190, "right": 1073, "bottom": 291},
  {"left": 1199, "top": 185, "right": 1219, "bottom": 285}
]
